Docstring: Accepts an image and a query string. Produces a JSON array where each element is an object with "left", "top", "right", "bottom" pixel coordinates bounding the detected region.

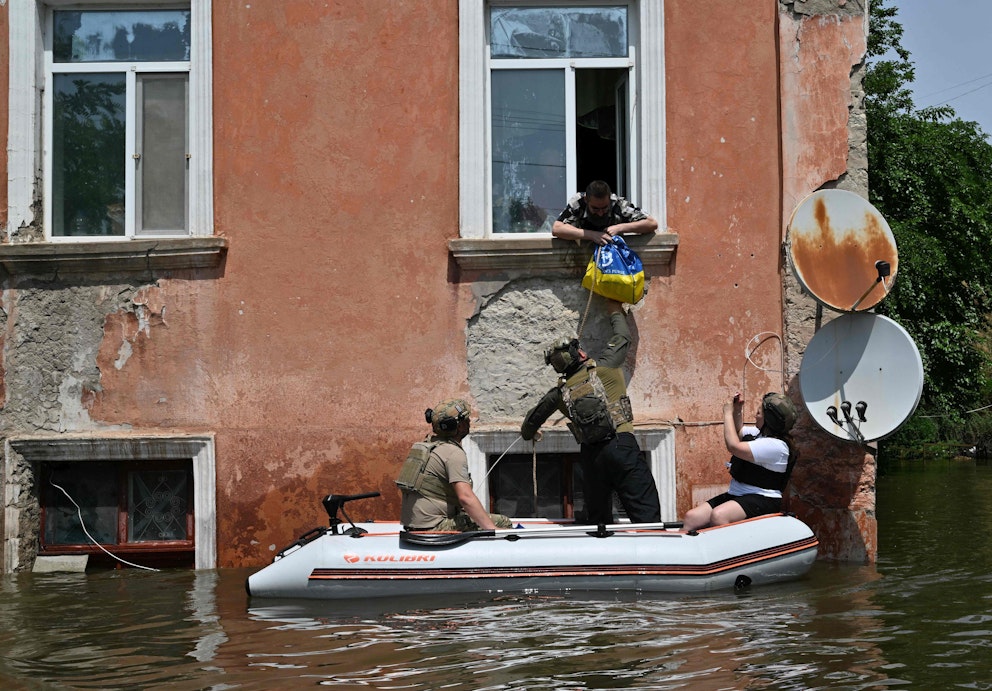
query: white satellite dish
[
  {"left": 799, "top": 312, "right": 923, "bottom": 442},
  {"left": 787, "top": 189, "right": 898, "bottom": 312}
]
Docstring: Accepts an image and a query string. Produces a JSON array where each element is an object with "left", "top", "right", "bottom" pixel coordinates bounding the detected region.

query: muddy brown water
[{"left": 1, "top": 459, "right": 990, "bottom": 689}]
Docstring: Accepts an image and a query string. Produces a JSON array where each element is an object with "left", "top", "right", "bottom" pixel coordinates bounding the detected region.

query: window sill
[
  {"left": 0, "top": 237, "right": 228, "bottom": 278},
  {"left": 448, "top": 233, "right": 679, "bottom": 273}
]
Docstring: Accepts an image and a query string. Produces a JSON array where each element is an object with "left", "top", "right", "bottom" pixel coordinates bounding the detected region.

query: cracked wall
[
  {"left": 778, "top": 0, "right": 876, "bottom": 562},
  {"left": 468, "top": 278, "right": 631, "bottom": 423},
  {"left": 0, "top": 0, "right": 876, "bottom": 569},
  {"left": 1, "top": 280, "right": 168, "bottom": 569}
]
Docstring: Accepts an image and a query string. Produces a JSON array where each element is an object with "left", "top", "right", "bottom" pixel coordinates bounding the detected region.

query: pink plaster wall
[
  {"left": 1, "top": 1, "right": 873, "bottom": 566},
  {"left": 0, "top": 4, "right": 8, "bottom": 236},
  {"left": 87, "top": 1, "right": 470, "bottom": 565},
  {"left": 656, "top": 0, "right": 788, "bottom": 518},
  {"left": 778, "top": 9, "right": 876, "bottom": 563}
]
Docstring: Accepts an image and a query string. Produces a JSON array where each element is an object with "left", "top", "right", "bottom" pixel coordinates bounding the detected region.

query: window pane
[
  {"left": 492, "top": 70, "right": 566, "bottom": 234},
  {"left": 52, "top": 73, "right": 126, "bottom": 237},
  {"left": 128, "top": 469, "right": 189, "bottom": 542},
  {"left": 490, "top": 455, "right": 567, "bottom": 518},
  {"left": 44, "top": 462, "right": 118, "bottom": 545},
  {"left": 139, "top": 75, "right": 188, "bottom": 233},
  {"left": 490, "top": 7, "right": 627, "bottom": 58},
  {"left": 53, "top": 10, "right": 191, "bottom": 63}
]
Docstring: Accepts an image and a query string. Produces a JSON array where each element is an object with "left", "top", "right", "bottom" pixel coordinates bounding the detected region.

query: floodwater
[{"left": 1, "top": 460, "right": 990, "bottom": 690}]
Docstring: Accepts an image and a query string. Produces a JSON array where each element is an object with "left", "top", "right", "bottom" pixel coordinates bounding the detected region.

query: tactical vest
[
  {"left": 395, "top": 441, "right": 457, "bottom": 501},
  {"left": 728, "top": 434, "right": 798, "bottom": 491},
  {"left": 560, "top": 361, "right": 633, "bottom": 444}
]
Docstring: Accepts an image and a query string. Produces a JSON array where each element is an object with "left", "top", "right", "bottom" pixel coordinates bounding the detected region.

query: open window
[
  {"left": 454, "top": 1, "right": 669, "bottom": 271},
  {"left": 489, "top": 6, "right": 635, "bottom": 234}
]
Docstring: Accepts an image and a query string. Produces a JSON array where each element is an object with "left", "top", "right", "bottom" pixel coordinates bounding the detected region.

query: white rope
[
  {"left": 918, "top": 401, "right": 992, "bottom": 418},
  {"left": 485, "top": 434, "right": 523, "bottom": 479},
  {"left": 532, "top": 442, "right": 538, "bottom": 515},
  {"left": 50, "top": 481, "right": 159, "bottom": 572},
  {"left": 577, "top": 244, "right": 601, "bottom": 339},
  {"left": 742, "top": 331, "right": 786, "bottom": 402}
]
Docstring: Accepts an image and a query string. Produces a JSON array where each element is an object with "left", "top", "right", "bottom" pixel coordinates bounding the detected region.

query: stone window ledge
[
  {"left": 0, "top": 237, "right": 228, "bottom": 278},
  {"left": 449, "top": 233, "right": 678, "bottom": 273}
]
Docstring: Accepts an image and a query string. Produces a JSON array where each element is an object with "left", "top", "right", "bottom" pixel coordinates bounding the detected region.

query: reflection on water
[{"left": 0, "top": 460, "right": 990, "bottom": 690}]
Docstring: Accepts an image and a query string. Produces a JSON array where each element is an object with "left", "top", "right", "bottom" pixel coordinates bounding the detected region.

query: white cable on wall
[{"left": 49, "top": 481, "right": 160, "bottom": 572}]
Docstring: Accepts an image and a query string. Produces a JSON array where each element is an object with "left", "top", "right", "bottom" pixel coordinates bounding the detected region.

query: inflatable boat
[{"left": 246, "top": 492, "right": 819, "bottom": 600}]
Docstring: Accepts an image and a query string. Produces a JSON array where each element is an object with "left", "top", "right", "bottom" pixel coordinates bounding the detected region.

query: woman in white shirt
[{"left": 682, "top": 391, "right": 798, "bottom": 531}]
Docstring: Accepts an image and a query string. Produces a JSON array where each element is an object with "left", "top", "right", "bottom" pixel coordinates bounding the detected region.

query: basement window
[
  {"left": 488, "top": 451, "right": 637, "bottom": 522},
  {"left": 464, "top": 427, "right": 677, "bottom": 522},
  {"left": 489, "top": 451, "right": 584, "bottom": 518},
  {"left": 3, "top": 435, "right": 216, "bottom": 573},
  {"left": 452, "top": 0, "right": 673, "bottom": 271},
  {"left": 41, "top": 460, "right": 194, "bottom": 569}
]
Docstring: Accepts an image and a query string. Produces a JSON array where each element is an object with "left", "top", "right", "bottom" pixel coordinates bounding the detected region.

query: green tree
[{"left": 866, "top": 0, "right": 992, "bottom": 438}]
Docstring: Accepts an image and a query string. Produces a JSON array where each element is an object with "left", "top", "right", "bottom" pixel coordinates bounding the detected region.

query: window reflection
[
  {"left": 54, "top": 10, "right": 191, "bottom": 63},
  {"left": 52, "top": 74, "right": 126, "bottom": 237},
  {"left": 491, "top": 70, "right": 567, "bottom": 234},
  {"left": 491, "top": 6, "right": 627, "bottom": 59}
]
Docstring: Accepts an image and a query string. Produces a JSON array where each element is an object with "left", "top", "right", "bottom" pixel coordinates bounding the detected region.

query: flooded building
[{"left": 1, "top": 0, "right": 875, "bottom": 571}]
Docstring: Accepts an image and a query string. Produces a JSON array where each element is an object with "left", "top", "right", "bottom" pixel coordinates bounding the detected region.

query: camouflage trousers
[{"left": 435, "top": 512, "right": 514, "bottom": 532}]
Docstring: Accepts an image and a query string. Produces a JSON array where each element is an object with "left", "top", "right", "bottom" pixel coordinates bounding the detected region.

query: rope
[
  {"left": 485, "top": 434, "right": 523, "bottom": 479},
  {"left": 577, "top": 244, "right": 601, "bottom": 339},
  {"left": 742, "top": 331, "right": 786, "bottom": 400},
  {"left": 918, "top": 402, "right": 992, "bottom": 418},
  {"left": 50, "top": 481, "right": 159, "bottom": 572},
  {"left": 532, "top": 442, "right": 538, "bottom": 515}
]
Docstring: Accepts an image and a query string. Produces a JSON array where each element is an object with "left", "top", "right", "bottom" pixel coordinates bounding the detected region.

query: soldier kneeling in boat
[{"left": 396, "top": 398, "right": 513, "bottom": 532}]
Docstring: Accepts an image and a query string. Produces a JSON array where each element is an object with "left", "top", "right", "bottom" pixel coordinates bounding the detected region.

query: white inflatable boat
[{"left": 246, "top": 492, "right": 819, "bottom": 600}]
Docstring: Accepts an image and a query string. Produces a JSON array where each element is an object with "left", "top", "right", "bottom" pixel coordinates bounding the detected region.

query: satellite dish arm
[{"left": 850, "top": 261, "right": 892, "bottom": 311}]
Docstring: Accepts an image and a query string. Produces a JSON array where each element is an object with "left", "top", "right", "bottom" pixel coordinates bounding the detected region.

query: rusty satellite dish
[
  {"left": 787, "top": 189, "right": 898, "bottom": 312},
  {"left": 799, "top": 312, "right": 923, "bottom": 443}
]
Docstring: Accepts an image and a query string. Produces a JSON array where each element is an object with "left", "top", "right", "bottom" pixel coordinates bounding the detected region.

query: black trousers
[{"left": 580, "top": 432, "right": 661, "bottom": 525}]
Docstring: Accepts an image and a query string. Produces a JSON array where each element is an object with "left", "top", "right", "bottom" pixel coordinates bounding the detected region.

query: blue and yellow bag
[{"left": 581, "top": 236, "right": 645, "bottom": 304}]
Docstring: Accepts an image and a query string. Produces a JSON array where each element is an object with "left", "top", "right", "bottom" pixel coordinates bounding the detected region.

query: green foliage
[
  {"left": 866, "top": 0, "right": 992, "bottom": 449},
  {"left": 884, "top": 414, "right": 938, "bottom": 449}
]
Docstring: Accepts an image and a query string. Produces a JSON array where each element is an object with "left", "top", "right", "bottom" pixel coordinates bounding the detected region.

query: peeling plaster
[
  {"left": 470, "top": 280, "right": 512, "bottom": 318},
  {"left": 115, "top": 339, "right": 133, "bottom": 370},
  {"left": 1, "top": 282, "right": 161, "bottom": 436},
  {"left": 468, "top": 278, "right": 638, "bottom": 423},
  {"left": 778, "top": 0, "right": 873, "bottom": 561},
  {"left": 784, "top": 0, "right": 865, "bottom": 18}
]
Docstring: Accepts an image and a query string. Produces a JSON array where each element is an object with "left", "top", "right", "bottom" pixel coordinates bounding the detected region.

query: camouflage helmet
[
  {"left": 425, "top": 398, "right": 471, "bottom": 436},
  {"left": 544, "top": 338, "right": 582, "bottom": 374},
  {"left": 762, "top": 392, "right": 798, "bottom": 434}
]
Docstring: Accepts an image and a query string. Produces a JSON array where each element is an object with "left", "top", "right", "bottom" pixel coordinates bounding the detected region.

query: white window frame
[
  {"left": 459, "top": 0, "right": 665, "bottom": 240},
  {"left": 464, "top": 428, "right": 677, "bottom": 522},
  {"left": 6, "top": 0, "right": 213, "bottom": 241}
]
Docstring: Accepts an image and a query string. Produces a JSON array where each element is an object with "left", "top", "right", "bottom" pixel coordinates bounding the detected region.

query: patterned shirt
[{"left": 556, "top": 192, "right": 649, "bottom": 230}]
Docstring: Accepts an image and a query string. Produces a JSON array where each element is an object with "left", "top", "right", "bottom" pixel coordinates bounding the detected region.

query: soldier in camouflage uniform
[
  {"left": 553, "top": 179, "right": 658, "bottom": 247},
  {"left": 396, "top": 398, "right": 513, "bottom": 532},
  {"left": 520, "top": 300, "right": 661, "bottom": 525}
]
